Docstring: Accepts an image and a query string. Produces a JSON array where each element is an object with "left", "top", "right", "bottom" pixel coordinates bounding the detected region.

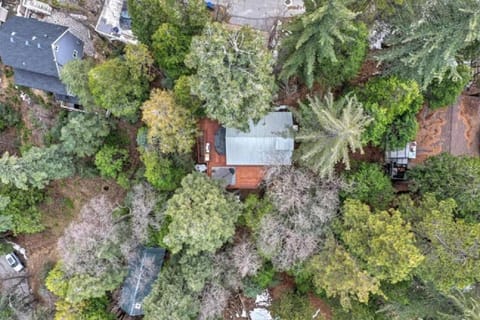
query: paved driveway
[{"left": 214, "top": 0, "right": 305, "bottom": 31}]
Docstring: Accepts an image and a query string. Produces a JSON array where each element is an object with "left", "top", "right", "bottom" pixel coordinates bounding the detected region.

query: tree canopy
[
  {"left": 185, "top": 22, "right": 275, "bottom": 130},
  {"left": 341, "top": 199, "right": 424, "bottom": 283},
  {"left": 163, "top": 173, "right": 242, "bottom": 256},
  {"left": 280, "top": 0, "right": 368, "bottom": 88},
  {"left": 377, "top": 0, "right": 480, "bottom": 89},
  {"left": 141, "top": 89, "right": 197, "bottom": 154},
  {"left": 295, "top": 92, "right": 372, "bottom": 178}
]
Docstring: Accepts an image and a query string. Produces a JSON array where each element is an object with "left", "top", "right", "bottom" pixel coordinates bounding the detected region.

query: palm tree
[{"left": 296, "top": 92, "right": 372, "bottom": 178}]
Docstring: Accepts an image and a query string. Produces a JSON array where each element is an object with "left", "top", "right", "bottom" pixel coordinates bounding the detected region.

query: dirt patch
[
  {"left": 0, "top": 127, "right": 20, "bottom": 155},
  {"left": 349, "top": 58, "right": 381, "bottom": 87},
  {"left": 18, "top": 100, "right": 57, "bottom": 147},
  {"left": 412, "top": 95, "right": 480, "bottom": 165},
  {"left": 15, "top": 176, "right": 126, "bottom": 302},
  {"left": 309, "top": 293, "right": 333, "bottom": 320}
]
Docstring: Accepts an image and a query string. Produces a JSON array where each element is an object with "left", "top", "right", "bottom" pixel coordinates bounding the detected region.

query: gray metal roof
[
  {"left": 0, "top": 16, "right": 84, "bottom": 97},
  {"left": 226, "top": 112, "right": 294, "bottom": 165},
  {"left": 120, "top": 247, "right": 165, "bottom": 317}
]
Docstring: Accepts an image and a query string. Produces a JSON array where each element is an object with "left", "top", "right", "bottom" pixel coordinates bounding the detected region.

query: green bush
[
  {"left": 409, "top": 153, "right": 480, "bottom": 221},
  {"left": 239, "top": 194, "right": 273, "bottom": 232},
  {"left": 173, "top": 75, "right": 202, "bottom": 114},
  {"left": 0, "top": 103, "right": 20, "bottom": 131},
  {"left": 142, "top": 151, "right": 186, "bottom": 192},
  {"left": 0, "top": 184, "right": 45, "bottom": 235},
  {"left": 341, "top": 162, "right": 395, "bottom": 210},
  {"left": 356, "top": 76, "right": 423, "bottom": 146},
  {"left": 94, "top": 145, "right": 129, "bottom": 188},
  {"left": 385, "top": 111, "right": 419, "bottom": 149},
  {"left": 271, "top": 291, "right": 316, "bottom": 320},
  {"left": 425, "top": 65, "right": 471, "bottom": 109}
]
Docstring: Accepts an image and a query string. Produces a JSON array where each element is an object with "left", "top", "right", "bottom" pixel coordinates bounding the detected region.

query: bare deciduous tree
[
  {"left": 58, "top": 196, "right": 125, "bottom": 277},
  {"left": 231, "top": 237, "right": 262, "bottom": 278},
  {"left": 128, "top": 183, "right": 159, "bottom": 245},
  {"left": 258, "top": 166, "right": 343, "bottom": 270},
  {"left": 198, "top": 284, "right": 231, "bottom": 320}
]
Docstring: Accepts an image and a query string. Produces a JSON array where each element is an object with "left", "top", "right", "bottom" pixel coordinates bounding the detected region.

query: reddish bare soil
[
  {"left": 15, "top": 177, "right": 126, "bottom": 302},
  {"left": 412, "top": 94, "right": 480, "bottom": 165}
]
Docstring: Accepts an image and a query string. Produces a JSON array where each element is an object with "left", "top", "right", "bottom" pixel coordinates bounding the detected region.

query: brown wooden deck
[{"left": 198, "top": 119, "right": 265, "bottom": 189}]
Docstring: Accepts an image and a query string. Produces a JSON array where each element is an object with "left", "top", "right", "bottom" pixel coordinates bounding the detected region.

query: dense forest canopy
[{"left": 0, "top": 0, "right": 479, "bottom": 319}]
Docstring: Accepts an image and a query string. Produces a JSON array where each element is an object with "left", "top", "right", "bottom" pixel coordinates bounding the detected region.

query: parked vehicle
[{"left": 5, "top": 253, "right": 24, "bottom": 272}]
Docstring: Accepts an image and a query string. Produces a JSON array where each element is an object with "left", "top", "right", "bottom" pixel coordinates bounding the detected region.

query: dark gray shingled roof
[
  {"left": 0, "top": 16, "right": 67, "bottom": 77},
  {"left": 120, "top": 247, "right": 166, "bottom": 317},
  {"left": 0, "top": 16, "right": 84, "bottom": 98}
]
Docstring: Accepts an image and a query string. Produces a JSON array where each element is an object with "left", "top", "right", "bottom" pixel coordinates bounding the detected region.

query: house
[
  {"left": 95, "top": 0, "right": 137, "bottom": 44},
  {"left": 0, "top": 2, "right": 8, "bottom": 24},
  {"left": 119, "top": 247, "right": 166, "bottom": 317},
  {"left": 198, "top": 111, "right": 294, "bottom": 189},
  {"left": 0, "top": 16, "right": 84, "bottom": 102}
]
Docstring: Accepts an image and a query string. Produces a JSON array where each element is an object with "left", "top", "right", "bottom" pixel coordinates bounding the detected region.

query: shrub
[
  {"left": 239, "top": 194, "right": 273, "bottom": 232},
  {"left": 425, "top": 65, "right": 471, "bottom": 109},
  {"left": 142, "top": 151, "right": 186, "bottom": 191},
  {"left": 342, "top": 162, "right": 395, "bottom": 210},
  {"left": 270, "top": 291, "right": 316, "bottom": 320},
  {"left": 95, "top": 145, "right": 128, "bottom": 179},
  {"left": 0, "top": 103, "right": 20, "bottom": 131}
]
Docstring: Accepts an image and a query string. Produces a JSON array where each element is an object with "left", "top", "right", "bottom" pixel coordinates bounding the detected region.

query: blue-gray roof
[
  {"left": 0, "top": 16, "right": 84, "bottom": 97},
  {"left": 120, "top": 247, "right": 166, "bottom": 316},
  {"left": 226, "top": 112, "right": 294, "bottom": 165}
]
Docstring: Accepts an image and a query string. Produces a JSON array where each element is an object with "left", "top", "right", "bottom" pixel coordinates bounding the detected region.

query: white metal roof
[{"left": 226, "top": 112, "right": 294, "bottom": 165}]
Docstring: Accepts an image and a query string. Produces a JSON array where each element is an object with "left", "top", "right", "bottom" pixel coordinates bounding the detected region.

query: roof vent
[
  {"left": 25, "top": 40, "right": 29, "bottom": 46},
  {"left": 22, "top": 61, "right": 26, "bottom": 66},
  {"left": 37, "top": 43, "right": 41, "bottom": 49},
  {"left": 10, "top": 37, "right": 14, "bottom": 43},
  {"left": 32, "top": 36, "right": 37, "bottom": 41},
  {"left": 11, "top": 32, "right": 16, "bottom": 36}
]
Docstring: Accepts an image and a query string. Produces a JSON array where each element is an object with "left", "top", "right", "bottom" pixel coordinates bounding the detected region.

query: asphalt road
[{"left": 214, "top": 0, "right": 305, "bottom": 31}]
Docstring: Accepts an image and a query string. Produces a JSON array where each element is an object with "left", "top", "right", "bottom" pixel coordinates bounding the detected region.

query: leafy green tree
[
  {"left": 378, "top": 280, "right": 460, "bottom": 320},
  {"left": 60, "top": 59, "right": 96, "bottom": 108},
  {"left": 409, "top": 153, "right": 480, "bottom": 220},
  {"left": 95, "top": 145, "right": 129, "bottom": 187},
  {"left": 60, "top": 113, "right": 111, "bottom": 158},
  {"left": 163, "top": 172, "right": 242, "bottom": 256},
  {"left": 160, "top": 0, "right": 209, "bottom": 36},
  {"left": 239, "top": 194, "right": 273, "bottom": 232},
  {"left": 295, "top": 92, "right": 372, "bottom": 178},
  {"left": 173, "top": 75, "right": 202, "bottom": 113},
  {"left": 143, "top": 262, "right": 201, "bottom": 320},
  {"left": 307, "top": 237, "right": 382, "bottom": 309},
  {"left": 377, "top": 0, "right": 480, "bottom": 89},
  {"left": 342, "top": 162, "right": 395, "bottom": 210},
  {"left": 398, "top": 194, "right": 480, "bottom": 292},
  {"left": 88, "top": 44, "right": 154, "bottom": 119},
  {"left": 54, "top": 296, "right": 115, "bottom": 320},
  {"left": 127, "top": 0, "right": 167, "bottom": 45},
  {"left": 185, "top": 22, "right": 275, "bottom": 129},
  {"left": 384, "top": 111, "right": 418, "bottom": 149},
  {"left": 355, "top": 76, "right": 423, "bottom": 147},
  {"left": 341, "top": 199, "right": 424, "bottom": 283},
  {"left": 128, "top": 0, "right": 207, "bottom": 46},
  {"left": 0, "top": 145, "right": 74, "bottom": 190},
  {"left": 151, "top": 23, "right": 191, "bottom": 79},
  {"left": 141, "top": 89, "right": 197, "bottom": 154},
  {"left": 141, "top": 151, "right": 186, "bottom": 191},
  {"left": 0, "top": 184, "right": 44, "bottom": 235},
  {"left": 425, "top": 65, "right": 471, "bottom": 109},
  {"left": 279, "top": 0, "right": 368, "bottom": 88},
  {"left": 270, "top": 291, "right": 316, "bottom": 320}
]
